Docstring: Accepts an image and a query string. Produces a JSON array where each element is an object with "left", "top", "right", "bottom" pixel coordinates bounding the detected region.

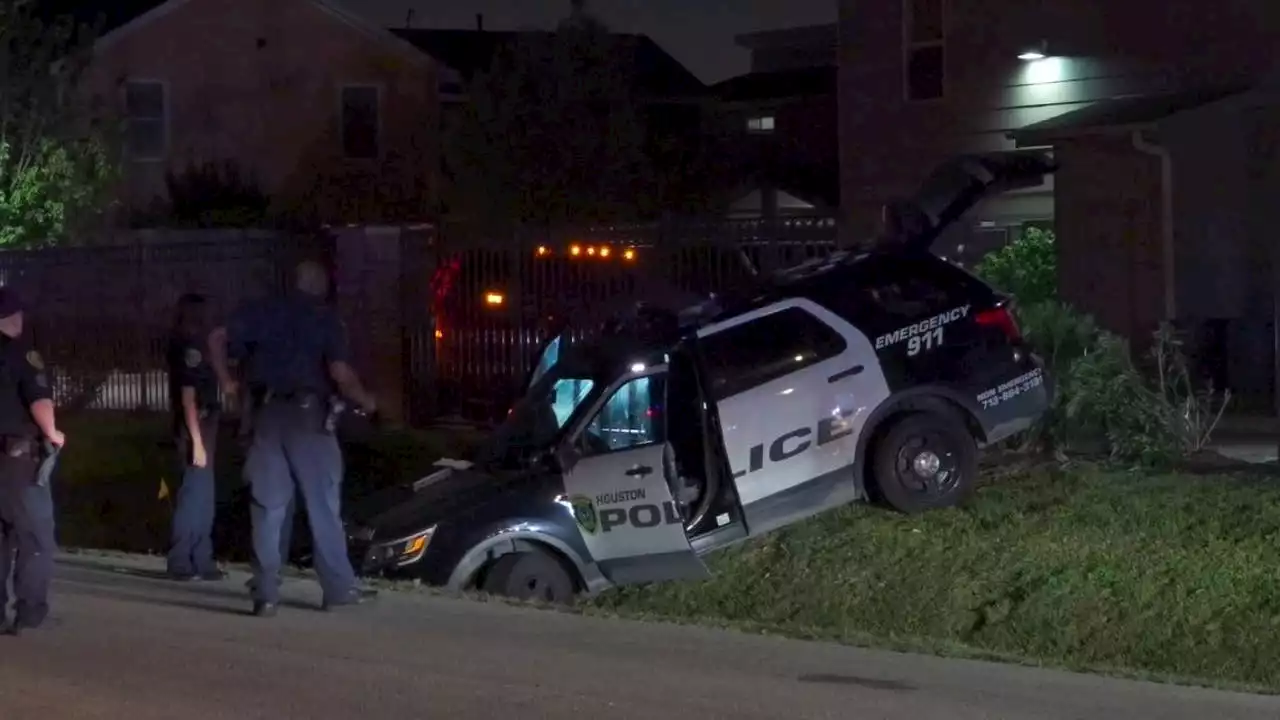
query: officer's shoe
[
  {"left": 252, "top": 601, "right": 279, "bottom": 618},
  {"left": 198, "top": 569, "right": 229, "bottom": 582},
  {"left": 322, "top": 587, "right": 378, "bottom": 611}
]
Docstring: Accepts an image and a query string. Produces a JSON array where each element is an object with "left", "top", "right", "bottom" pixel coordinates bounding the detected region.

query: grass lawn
[
  {"left": 588, "top": 460, "right": 1280, "bottom": 693},
  {"left": 50, "top": 411, "right": 1280, "bottom": 691}
]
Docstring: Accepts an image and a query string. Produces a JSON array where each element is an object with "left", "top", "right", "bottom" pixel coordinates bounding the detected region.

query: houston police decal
[
  {"left": 569, "top": 495, "right": 598, "bottom": 534},
  {"left": 875, "top": 305, "right": 969, "bottom": 355}
]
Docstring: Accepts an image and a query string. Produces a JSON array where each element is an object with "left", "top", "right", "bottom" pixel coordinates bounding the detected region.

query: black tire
[
  {"left": 871, "top": 410, "right": 977, "bottom": 514},
  {"left": 480, "top": 548, "right": 577, "bottom": 605}
]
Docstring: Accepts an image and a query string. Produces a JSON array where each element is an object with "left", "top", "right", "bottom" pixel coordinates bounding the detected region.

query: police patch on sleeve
[
  {"left": 184, "top": 348, "right": 202, "bottom": 368},
  {"left": 25, "top": 350, "right": 43, "bottom": 370}
]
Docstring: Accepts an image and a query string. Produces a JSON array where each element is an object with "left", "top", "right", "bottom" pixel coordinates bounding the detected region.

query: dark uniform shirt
[
  {"left": 167, "top": 332, "right": 220, "bottom": 438},
  {"left": 226, "top": 295, "right": 348, "bottom": 395},
  {"left": 0, "top": 335, "right": 52, "bottom": 438}
]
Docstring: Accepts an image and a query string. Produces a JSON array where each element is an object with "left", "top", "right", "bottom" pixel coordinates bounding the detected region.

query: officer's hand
[
  {"left": 47, "top": 429, "right": 65, "bottom": 448},
  {"left": 192, "top": 442, "right": 208, "bottom": 468},
  {"left": 221, "top": 378, "right": 241, "bottom": 401}
]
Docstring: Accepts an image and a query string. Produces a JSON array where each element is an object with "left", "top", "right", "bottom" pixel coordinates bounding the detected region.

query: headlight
[{"left": 379, "top": 526, "right": 436, "bottom": 567}]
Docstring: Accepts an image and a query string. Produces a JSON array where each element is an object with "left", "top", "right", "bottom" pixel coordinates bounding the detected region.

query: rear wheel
[
  {"left": 871, "top": 410, "right": 976, "bottom": 514},
  {"left": 480, "top": 548, "right": 577, "bottom": 605}
]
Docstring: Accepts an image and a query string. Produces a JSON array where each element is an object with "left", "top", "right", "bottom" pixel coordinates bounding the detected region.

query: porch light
[{"left": 1018, "top": 40, "right": 1048, "bottom": 61}]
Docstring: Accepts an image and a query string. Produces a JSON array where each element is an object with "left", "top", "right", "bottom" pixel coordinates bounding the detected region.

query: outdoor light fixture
[
  {"left": 1018, "top": 40, "right": 1048, "bottom": 61},
  {"left": 570, "top": 244, "right": 582, "bottom": 256},
  {"left": 623, "top": 248, "right": 636, "bottom": 261},
  {"left": 535, "top": 245, "right": 549, "bottom": 256},
  {"left": 599, "top": 246, "right": 611, "bottom": 257},
  {"left": 434, "top": 329, "right": 443, "bottom": 339},
  {"left": 484, "top": 291, "right": 504, "bottom": 306},
  {"left": 587, "top": 246, "right": 597, "bottom": 256}
]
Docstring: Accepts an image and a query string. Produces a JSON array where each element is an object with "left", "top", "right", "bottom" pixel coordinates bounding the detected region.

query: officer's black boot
[
  {"left": 252, "top": 600, "right": 278, "bottom": 618},
  {"left": 321, "top": 586, "right": 378, "bottom": 611}
]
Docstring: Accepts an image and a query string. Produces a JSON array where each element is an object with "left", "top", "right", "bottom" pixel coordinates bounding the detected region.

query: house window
[
  {"left": 341, "top": 85, "right": 380, "bottom": 159},
  {"left": 124, "top": 80, "right": 166, "bottom": 161},
  {"left": 904, "top": 0, "right": 945, "bottom": 101},
  {"left": 747, "top": 115, "right": 775, "bottom": 133}
]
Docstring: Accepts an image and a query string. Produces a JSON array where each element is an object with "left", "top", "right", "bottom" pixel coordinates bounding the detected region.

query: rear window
[
  {"left": 699, "top": 306, "right": 847, "bottom": 399},
  {"left": 855, "top": 255, "right": 993, "bottom": 321}
]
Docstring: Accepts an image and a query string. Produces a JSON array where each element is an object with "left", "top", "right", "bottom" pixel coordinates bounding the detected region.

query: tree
[
  {"left": 0, "top": 1, "right": 117, "bottom": 248},
  {"left": 442, "top": 9, "right": 660, "bottom": 230}
]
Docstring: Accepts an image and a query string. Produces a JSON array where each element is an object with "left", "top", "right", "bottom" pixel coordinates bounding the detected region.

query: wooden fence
[{"left": 1, "top": 216, "right": 840, "bottom": 425}]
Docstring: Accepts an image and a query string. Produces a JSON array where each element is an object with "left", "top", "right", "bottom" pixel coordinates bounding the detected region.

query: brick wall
[{"left": 1054, "top": 135, "right": 1166, "bottom": 344}]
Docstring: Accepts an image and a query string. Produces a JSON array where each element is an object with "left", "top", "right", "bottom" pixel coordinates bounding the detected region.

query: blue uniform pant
[
  {"left": 0, "top": 453, "right": 56, "bottom": 626},
  {"left": 167, "top": 417, "right": 219, "bottom": 576},
  {"left": 245, "top": 400, "right": 355, "bottom": 605}
]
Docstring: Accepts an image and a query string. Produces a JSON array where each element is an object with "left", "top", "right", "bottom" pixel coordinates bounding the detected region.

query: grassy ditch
[{"left": 589, "top": 460, "right": 1280, "bottom": 692}]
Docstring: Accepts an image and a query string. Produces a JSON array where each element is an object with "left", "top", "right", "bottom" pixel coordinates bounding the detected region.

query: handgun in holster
[{"left": 324, "top": 395, "right": 348, "bottom": 435}]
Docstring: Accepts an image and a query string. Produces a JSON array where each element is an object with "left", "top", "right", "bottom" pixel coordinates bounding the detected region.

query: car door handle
[
  {"left": 828, "top": 365, "right": 864, "bottom": 383},
  {"left": 625, "top": 465, "right": 653, "bottom": 477}
]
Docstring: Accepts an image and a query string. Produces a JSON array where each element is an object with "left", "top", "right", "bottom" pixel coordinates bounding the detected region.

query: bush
[
  {"left": 974, "top": 229, "right": 1229, "bottom": 465},
  {"left": 973, "top": 226, "right": 1056, "bottom": 307}
]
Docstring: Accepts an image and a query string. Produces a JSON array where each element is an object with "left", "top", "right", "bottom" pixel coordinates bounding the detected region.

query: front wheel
[
  {"left": 479, "top": 548, "right": 577, "bottom": 605},
  {"left": 871, "top": 410, "right": 977, "bottom": 514}
]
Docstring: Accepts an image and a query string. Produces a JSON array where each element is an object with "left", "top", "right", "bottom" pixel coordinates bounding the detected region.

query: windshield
[
  {"left": 478, "top": 366, "right": 599, "bottom": 467},
  {"left": 528, "top": 334, "right": 563, "bottom": 388}
]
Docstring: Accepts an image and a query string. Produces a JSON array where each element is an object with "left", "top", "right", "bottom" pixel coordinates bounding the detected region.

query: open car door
[{"left": 560, "top": 363, "right": 709, "bottom": 586}]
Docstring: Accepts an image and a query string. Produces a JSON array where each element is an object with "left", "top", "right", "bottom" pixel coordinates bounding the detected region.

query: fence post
[{"left": 333, "top": 226, "right": 406, "bottom": 426}]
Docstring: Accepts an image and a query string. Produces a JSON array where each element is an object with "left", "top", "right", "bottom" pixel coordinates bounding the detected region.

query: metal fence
[
  {"left": 0, "top": 230, "right": 331, "bottom": 412},
  {"left": 408, "top": 216, "right": 840, "bottom": 422},
  {"left": 2, "top": 217, "right": 839, "bottom": 424}
]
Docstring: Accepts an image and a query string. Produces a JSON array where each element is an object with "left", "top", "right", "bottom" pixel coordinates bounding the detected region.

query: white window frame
[
  {"left": 123, "top": 79, "right": 168, "bottom": 162},
  {"left": 902, "top": 0, "right": 946, "bottom": 103},
  {"left": 340, "top": 83, "right": 383, "bottom": 160},
  {"left": 746, "top": 115, "right": 776, "bottom": 134}
]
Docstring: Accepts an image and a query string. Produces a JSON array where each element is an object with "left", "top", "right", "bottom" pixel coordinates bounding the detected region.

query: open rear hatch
[{"left": 900, "top": 150, "right": 1058, "bottom": 253}]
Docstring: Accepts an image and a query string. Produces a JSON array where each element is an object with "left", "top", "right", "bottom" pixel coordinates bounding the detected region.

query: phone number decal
[{"left": 977, "top": 368, "right": 1043, "bottom": 409}]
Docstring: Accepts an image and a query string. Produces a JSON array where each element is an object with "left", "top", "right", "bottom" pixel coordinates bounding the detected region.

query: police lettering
[
  {"left": 732, "top": 409, "right": 856, "bottom": 478},
  {"left": 599, "top": 500, "right": 683, "bottom": 532}
]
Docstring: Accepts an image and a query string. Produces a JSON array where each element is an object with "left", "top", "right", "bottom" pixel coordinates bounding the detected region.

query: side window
[
  {"left": 582, "top": 374, "right": 666, "bottom": 454},
  {"left": 700, "top": 306, "right": 846, "bottom": 400}
]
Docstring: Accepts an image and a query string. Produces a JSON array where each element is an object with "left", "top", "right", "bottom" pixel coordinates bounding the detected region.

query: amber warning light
[
  {"left": 484, "top": 291, "right": 505, "bottom": 306},
  {"left": 544, "top": 244, "right": 636, "bottom": 260}
]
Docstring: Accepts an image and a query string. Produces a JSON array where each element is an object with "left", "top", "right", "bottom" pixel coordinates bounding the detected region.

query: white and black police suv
[{"left": 344, "top": 151, "right": 1056, "bottom": 604}]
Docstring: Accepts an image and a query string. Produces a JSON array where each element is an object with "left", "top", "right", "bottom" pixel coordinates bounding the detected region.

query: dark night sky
[{"left": 361, "top": 0, "right": 837, "bottom": 83}]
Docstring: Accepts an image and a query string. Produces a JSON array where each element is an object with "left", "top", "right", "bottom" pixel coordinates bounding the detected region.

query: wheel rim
[
  {"left": 894, "top": 431, "right": 961, "bottom": 497},
  {"left": 513, "top": 571, "right": 565, "bottom": 603}
]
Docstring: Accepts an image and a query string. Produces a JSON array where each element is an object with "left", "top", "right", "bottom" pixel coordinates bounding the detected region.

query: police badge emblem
[{"left": 569, "top": 495, "right": 598, "bottom": 535}]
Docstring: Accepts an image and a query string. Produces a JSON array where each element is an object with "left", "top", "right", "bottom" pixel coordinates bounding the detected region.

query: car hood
[
  {"left": 899, "top": 150, "right": 1057, "bottom": 252},
  {"left": 347, "top": 459, "right": 548, "bottom": 543}
]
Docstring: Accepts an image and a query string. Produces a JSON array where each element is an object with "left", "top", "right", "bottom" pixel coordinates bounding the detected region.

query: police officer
[
  {"left": 208, "top": 260, "right": 376, "bottom": 617},
  {"left": 164, "top": 293, "right": 227, "bottom": 581},
  {"left": 0, "top": 288, "right": 65, "bottom": 635}
]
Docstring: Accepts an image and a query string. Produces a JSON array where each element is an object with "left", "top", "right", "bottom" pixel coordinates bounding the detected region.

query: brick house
[
  {"left": 56, "top": 0, "right": 441, "bottom": 225},
  {"left": 712, "top": 24, "right": 839, "bottom": 219},
  {"left": 838, "top": 0, "right": 1280, "bottom": 395}
]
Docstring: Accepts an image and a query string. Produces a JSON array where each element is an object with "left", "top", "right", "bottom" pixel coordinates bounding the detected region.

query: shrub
[
  {"left": 973, "top": 226, "right": 1056, "bottom": 307},
  {"left": 974, "top": 228, "right": 1230, "bottom": 465}
]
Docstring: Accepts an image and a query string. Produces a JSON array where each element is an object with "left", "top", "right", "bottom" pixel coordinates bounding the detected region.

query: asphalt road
[{"left": 1, "top": 554, "right": 1278, "bottom": 720}]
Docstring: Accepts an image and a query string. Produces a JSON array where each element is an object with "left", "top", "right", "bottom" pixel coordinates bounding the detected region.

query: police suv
[{"left": 345, "top": 151, "right": 1056, "bottom": 604}]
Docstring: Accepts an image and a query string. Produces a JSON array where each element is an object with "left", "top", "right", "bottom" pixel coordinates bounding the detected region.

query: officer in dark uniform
[
  {"left": 164, "top": 293, "right": 227, "bottom": 581},
  {"left": 0, "top": 288, "right": 65, "bottom": 635},
  {"left": 208, "top": 260, "right": 377, "bottom": 617}
]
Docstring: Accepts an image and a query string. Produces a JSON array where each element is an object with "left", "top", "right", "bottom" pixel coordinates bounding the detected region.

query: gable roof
[
  {"left": 392, "top": 29, "right": 707, "bottom": 99},
  {"left": 45, "top": 0, "right": 431, "bottom": 67},
  {"left": 713, "top": 66, "right": 836, "bottom": 103}
]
